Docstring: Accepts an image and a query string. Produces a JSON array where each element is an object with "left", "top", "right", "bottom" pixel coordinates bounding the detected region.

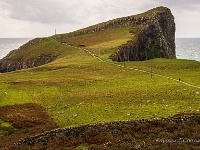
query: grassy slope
[
  {"left": 0, "top": 45, "right": 199, "bottom": 128},
  {"left": 3, "top": 38, "right": 67, "bottom": 61},
  {"left": 0, "top": 7, "right": 199, "bottom": 136}
]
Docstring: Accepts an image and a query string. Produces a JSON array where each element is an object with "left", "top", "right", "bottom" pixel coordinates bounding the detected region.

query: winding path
[{"left": 61, "top": 42, "right": 200, "bottom": 89}]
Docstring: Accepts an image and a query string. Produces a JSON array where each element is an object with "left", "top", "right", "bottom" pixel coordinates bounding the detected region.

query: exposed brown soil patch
[{"left": 0, "top": 103, "right": 58, "bottom": 149}]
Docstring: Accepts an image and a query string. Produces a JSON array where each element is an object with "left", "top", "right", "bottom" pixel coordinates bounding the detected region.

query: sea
[
  {"left": 175, "top": 38, "right": 200, "bottom": 62},
  {"left": 0, "top": 38, "right": 200, "bottom": 61},
  {"left": 0, "top": 38, "right": 32, "bottom": 59}
]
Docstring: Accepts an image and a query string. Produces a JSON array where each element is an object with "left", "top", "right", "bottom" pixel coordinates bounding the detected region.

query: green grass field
[{"left": 0, "top": 6, "right": 199, "bottom": 130}]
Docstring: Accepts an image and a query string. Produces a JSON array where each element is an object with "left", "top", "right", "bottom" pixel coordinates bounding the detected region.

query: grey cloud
[
  {"left": 1, "top": 0, "right": 200, "bottom": 23},
  {"left": 157, "top": 0, "right": 200, "bottom": 10},
  {"left": 0, "top": 0, "right": 160, "bottom": 25},
  {"left": 162, "top": 0, "right": 200, "bottom": 6},
  {"left": 0, "top": 0, "right": 88, "bottom": 24},
  {"left": 0, "top": 0, "right": 200, "bottom": 38}
]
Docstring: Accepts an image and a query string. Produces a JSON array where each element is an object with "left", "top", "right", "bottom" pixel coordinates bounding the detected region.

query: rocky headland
[{"left": 0, "top": 6, "right": 176, "bottom": 72}]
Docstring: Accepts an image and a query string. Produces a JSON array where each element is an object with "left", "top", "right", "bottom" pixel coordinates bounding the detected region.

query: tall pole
[
  {"left": 123, "top": 51, "right": 126, "bottom": 67},
  {"left": 55, "top": 29, "right": 56, "bottom": 35},
  {"left": 99, "top": 49, "right": 100, "bottom": 56}
]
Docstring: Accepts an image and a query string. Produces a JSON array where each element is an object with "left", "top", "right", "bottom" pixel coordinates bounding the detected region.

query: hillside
[
  {"left": 0, "top": 6, "right": 199, "bottom": 149},
  {"left": 0, "top": 6, "right": 175, "bottom": 73}
]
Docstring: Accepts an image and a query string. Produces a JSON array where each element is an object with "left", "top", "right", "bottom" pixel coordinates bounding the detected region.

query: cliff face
[
  {"left": 111, "top": 7, "right": 176, "bottom": 61},
  {"left": 0, "top": 53, "right": 57, "bottom": 73}
]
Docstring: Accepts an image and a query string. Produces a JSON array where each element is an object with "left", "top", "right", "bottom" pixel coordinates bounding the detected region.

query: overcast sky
[{"left": 0, "top": 0, "right": 200, "bottom": 38}]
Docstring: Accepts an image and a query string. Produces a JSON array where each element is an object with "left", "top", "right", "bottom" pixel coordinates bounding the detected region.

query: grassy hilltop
[{"left": 0, "top": 6, "right": 199, "bottom": 149}]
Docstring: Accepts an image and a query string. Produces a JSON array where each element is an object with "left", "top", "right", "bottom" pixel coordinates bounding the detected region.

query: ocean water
[
  {"left": 176, "top": 38, "right": 200, "bottom": 62},
  {"left": 0, "top": 38, "right": 199, "bottom": 62},
  {"left": 0, "top": 38, "right": 32, "bottom": 59}
]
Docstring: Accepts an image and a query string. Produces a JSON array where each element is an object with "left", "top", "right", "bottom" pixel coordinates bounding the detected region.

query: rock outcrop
[
  {"left": 0, "top": 53, "right": 57, "bottom": 73},
  {"left": 0, "top": 38, "right": 59, "bottom": 73}
]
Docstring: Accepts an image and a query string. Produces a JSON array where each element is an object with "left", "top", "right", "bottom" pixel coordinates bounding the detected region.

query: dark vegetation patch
[
  {"left": 0, "top": 103, "right": 58, "bottom": 149},
  {"left": 13, "top": 113, "right": 200, "bottom": 150}
]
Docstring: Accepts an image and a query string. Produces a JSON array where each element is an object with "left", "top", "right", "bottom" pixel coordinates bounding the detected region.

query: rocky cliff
[{"left": 111, "top": 7, "right": 176, "bottom": 61}]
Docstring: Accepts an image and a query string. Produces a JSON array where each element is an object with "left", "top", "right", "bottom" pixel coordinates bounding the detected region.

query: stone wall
[{"left": 12, "top": 114, "right": 200, "bottom": 149}]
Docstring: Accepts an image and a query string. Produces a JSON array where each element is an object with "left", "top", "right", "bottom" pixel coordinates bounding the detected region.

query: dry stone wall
[{"left": 12, "top": 115, "right": 200, "bottom": 149}]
